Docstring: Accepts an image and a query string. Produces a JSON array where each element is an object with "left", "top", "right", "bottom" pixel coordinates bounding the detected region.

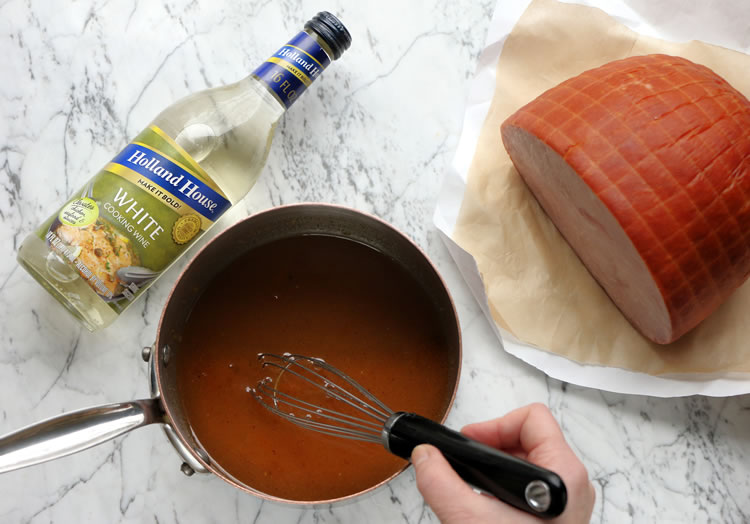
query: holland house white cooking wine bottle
[{"left": 17, "top": 12, "right": 351, "bottom": 331}]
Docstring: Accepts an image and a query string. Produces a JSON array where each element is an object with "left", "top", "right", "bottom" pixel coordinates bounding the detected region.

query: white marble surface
[{"left": 0, "top": 0, "right": 748, "bottom": 523}]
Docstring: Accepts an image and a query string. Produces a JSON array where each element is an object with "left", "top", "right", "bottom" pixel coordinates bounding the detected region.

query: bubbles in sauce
[{"left": 175, "top": 235, "right": 458, "bottom": 501}]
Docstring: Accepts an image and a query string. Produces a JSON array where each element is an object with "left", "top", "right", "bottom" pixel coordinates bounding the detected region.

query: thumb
[{"left": 412, "top": 444, "right": 490, "bottom": 523}]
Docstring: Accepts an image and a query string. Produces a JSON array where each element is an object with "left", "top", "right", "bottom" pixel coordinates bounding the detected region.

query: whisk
[{"left": 253, "top": 353, "right": 567, "bottom": 518}]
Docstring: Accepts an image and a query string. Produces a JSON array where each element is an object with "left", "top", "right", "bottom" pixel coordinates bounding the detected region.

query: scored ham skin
[{"left": 501, "top": 54, "right": 750, "bottom": 344}]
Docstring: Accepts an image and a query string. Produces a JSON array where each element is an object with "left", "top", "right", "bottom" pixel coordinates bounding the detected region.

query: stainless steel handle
[{"left": 0, "top": 399, "right": 163, "bottom": 474}]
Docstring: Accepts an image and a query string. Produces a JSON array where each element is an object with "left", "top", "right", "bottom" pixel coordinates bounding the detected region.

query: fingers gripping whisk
[
  {"left": 252, "top": 354, "right": 394, "bottom": 445},
  {"left": 252, "top": 354, "right": 568, "bottom": 518}
]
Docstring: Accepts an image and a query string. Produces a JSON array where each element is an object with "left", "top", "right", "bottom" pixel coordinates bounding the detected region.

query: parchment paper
[{"left": 435, "top": 0, "right": 750, "bottom": 396}]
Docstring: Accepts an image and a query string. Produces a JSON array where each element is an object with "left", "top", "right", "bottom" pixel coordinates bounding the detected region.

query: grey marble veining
[{"left": 0, "top": 0, "right": 749, "bottom": 522}]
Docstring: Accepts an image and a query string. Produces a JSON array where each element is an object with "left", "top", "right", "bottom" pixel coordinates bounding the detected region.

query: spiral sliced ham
[{"left": 501, "top": 54, "right": 750, "bottom": 344}]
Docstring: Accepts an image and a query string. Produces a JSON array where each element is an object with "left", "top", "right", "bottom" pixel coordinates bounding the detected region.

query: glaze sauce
[{"left": 176, "top": 235, "right": 458, "bottom": 501}]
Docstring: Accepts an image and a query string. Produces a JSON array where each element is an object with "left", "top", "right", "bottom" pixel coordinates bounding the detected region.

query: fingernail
[{"left": 411, "top": 444, "right": 432, "bottom": 466}]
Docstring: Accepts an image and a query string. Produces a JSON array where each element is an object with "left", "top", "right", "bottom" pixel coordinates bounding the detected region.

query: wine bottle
[{"left": 16, "top": 12, "right": 351, "bottom": 331}]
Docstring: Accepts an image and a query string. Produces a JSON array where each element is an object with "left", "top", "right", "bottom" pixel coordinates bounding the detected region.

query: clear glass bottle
[{"left": 17, "top": 12, "right": 351, "bottom": 331}]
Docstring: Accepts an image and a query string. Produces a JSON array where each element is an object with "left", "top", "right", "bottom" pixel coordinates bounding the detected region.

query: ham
[{"left": 501, "top": 54, "right": 750, "bottom": 344}]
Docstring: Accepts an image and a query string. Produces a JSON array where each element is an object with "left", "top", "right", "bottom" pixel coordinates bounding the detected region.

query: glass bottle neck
[{"left": 249, "top": 29, "right": 334, "bottom": 110}]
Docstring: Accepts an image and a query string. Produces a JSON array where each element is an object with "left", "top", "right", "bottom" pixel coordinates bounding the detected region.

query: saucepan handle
[
  {"left": 385, "top": 412, "right": 567, "bottom": 519},
  {"left": 0, "top": 399, "right": 163, "bottom": 474}
]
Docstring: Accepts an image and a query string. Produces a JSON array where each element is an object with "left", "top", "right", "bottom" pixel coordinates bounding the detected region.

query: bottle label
[
  {"left": 252, "top": 31, "right": 332, "bottom": 108},
  {"left": 36, "top": 125, "right": 230, "bottom": 310}
]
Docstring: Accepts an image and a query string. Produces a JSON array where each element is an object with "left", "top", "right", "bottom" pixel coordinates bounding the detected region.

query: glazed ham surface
[{"left": 501, "top": 54, "right": 750, "bottom": 344}]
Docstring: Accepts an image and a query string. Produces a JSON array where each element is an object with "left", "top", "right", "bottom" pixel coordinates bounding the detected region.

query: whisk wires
[{"left": 253, "top": 354, "right": 395, "bottom": 444}]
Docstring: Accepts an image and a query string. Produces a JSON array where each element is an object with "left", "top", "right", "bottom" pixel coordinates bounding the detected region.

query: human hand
[{"left": 412, "top": 403, "right": 595, "bottom": 523}]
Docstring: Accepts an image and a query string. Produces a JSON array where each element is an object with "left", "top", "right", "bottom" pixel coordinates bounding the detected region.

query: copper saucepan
[{"left": 0, "top": 203, "right": 462, "bottom": 505}]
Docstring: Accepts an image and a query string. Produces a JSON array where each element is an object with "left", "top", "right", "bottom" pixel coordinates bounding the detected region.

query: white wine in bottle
[{"left": 17, "top": 12, "right": 351, "bottom": 331}]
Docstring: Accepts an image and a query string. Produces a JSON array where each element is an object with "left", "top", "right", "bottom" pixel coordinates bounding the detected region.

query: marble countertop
[{"left": 1, "top": 0, "right": 748, "bottom": 522}]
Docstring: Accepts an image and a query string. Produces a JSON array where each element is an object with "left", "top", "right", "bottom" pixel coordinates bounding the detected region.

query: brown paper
[{"left": 453, "top": 0, "right": 750, "bottom": 375}]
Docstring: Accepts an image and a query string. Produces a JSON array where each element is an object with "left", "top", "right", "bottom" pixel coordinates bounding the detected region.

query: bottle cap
[{"left": 304, "top": 12, "right": 351, "bottom": 60}]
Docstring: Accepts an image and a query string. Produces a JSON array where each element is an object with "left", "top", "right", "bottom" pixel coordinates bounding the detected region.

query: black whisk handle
[{"left": 385, "top": 412, "right": 567, "bottom": 519}]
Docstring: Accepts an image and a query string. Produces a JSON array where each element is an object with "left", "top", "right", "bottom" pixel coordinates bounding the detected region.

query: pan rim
[{"left": 154, "top": 202, "right": 462, "bottom": 506}]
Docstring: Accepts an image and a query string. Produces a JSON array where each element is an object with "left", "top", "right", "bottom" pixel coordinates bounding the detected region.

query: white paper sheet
[{"left": 434, "top": 0, "right": 750, "bottom": 397}]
